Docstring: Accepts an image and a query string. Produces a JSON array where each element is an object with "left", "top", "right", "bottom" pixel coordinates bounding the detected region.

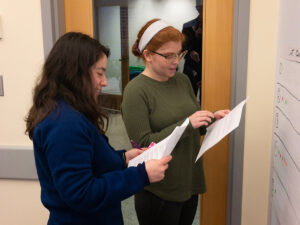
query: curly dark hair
[{"left": 25, "top": 32, "right": 110, "bottom": 139}]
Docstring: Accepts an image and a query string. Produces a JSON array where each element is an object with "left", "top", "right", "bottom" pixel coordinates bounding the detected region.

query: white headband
[{"left": 138, "top": 20, "right": 170, "bottom": 52}]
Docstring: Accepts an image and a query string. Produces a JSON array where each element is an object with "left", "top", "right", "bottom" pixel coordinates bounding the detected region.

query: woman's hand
[
  {"left": 189, "top": 110, "right": 215, "bottom": 129},
  {"left": 145, "top": 155, "right": 172, "bottom": 183},
  {"left": 214, "top": 109, "right": 230, "bottom": 120},
  {"left": 125, "top": 148, "right": 145, "bottom": 164}
]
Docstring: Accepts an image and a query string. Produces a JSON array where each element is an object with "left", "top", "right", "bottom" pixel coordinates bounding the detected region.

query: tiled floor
[{"left": 105, "top": 112, "right": 199, "bottom": 225}]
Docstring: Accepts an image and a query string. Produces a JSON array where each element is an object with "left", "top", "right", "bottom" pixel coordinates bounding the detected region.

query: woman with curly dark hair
[{"left": 25, "top": 32, "right": 171, "bottom": 225}]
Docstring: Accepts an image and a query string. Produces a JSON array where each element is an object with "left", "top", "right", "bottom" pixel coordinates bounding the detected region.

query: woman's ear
[{"left": 143, "top": 49, "right": 152, "bottom": 62}]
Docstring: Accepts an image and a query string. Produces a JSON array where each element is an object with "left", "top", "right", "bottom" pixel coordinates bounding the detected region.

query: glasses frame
[{"left": 151, "top": 50, "right": 188, "bottom": 61}]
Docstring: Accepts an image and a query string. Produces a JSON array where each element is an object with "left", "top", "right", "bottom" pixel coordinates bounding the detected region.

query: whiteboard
[{"left": 270, "top": 0, "right": 300, "bottom": 224}]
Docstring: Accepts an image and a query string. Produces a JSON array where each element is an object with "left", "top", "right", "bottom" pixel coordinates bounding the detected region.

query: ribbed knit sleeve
[{"left": 33, "top": 102, "right": 149, "bottom": 214}]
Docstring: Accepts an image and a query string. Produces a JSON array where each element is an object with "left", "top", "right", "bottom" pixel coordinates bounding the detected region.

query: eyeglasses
[{"left": 151, "top": 50, "right": 188, "bottom": 62}]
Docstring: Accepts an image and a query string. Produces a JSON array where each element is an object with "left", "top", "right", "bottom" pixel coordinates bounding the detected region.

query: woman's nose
[
  {"left": 172, "top": 57, "right": 180, "bottom": 65},
  {"left": 101, "top": 75, "right": 107, "bottom": 87}
]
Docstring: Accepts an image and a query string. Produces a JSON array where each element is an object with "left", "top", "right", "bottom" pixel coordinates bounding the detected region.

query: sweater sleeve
[
  {"left": 38, "top": 117, "right": 149, "bottom": 213},
  {"left": 121, "top": 81, "right": 195, "bottom": 147}
]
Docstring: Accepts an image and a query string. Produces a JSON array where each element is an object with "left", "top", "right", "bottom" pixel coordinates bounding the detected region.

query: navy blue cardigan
[{"left": 33, "top": 100, "right": 149, "bottom": 225}]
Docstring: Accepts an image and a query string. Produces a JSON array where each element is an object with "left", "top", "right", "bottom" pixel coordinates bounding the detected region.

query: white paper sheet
[
  {"left": 128, "top": 118, "right": 190, "bottom": 167},
  {"left": 195, "top": 99, "right": 247, "bottom": 162}
]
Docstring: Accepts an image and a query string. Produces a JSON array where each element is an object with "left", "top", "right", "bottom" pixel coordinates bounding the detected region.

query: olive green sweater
[{"left": 121, "top": 72, "right": 206, "bottom": 202}]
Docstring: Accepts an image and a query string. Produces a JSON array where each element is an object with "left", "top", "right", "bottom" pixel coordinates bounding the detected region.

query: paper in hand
[
  {"left": 128, "top": 118, "right": 190, "bottom": 167},
  {"left": 195, "top": 99, "right": 248, "bottom": 162}
]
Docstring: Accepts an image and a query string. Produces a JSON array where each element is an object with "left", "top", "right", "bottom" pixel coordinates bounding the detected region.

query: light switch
[{"left": 0, "top": 75, "right": 4, "bottom": 96}]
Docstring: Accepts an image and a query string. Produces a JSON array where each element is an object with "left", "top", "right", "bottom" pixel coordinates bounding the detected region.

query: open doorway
[{"left": 93, "top": 0, "right": 200, "bottom": 111}]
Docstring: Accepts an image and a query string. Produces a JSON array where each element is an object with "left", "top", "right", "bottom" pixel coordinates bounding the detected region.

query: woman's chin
[
  {"left": 168, "top": 70, "right": 176, "bottom": 77},
  {"left": 94, "top": 91, "right": 101, "bottom": 100}
]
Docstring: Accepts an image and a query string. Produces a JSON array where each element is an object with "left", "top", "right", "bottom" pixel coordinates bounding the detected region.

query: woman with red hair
[{"left": 122, "top": 19, "right": 229, "bottom": 225}]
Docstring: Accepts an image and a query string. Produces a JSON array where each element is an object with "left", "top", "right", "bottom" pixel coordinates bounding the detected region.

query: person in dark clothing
[
  {"left": 182, "top": 3, "right": 203, "bottom": 103},
  {"left": 25, "top": 32, "right": 171, "bottom": 225}
]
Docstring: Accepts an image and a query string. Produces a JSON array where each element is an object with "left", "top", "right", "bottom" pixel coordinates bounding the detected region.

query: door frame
[
  {"left": 93, "top": 2, "right": 129, "bottom": 111},
  {"left": 200, "top": 0, "right": 249, "bottom": 224},
  {"left": 40, "top": 0, "right": 65, "bottom": 58},
  {"left": 227, "top": 0, "right": 250, "bottom": 225}
]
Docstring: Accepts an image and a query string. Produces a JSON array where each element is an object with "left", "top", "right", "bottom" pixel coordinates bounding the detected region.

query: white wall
[
  {"left": 0, "top": 0, "right": 44, "bottom": 146},
  {"left": 0, "top": 0, "right": 49, "bottom": 224},
  {"left": 241, "top": 0, "right": 279, "bottom": 224},
  {"left": 0, "top": 180, "right": 48, "bottom": 225}
]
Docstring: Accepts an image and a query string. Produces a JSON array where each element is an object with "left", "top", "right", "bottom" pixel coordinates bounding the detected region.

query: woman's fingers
[{"left": 189, "top": 110, "right": 215, "bottom": 128}]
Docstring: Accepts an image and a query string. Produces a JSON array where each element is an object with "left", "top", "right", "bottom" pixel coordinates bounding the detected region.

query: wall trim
[
  {"left": 40, "top": 0, "right": 65, "bottom": 58},
  {"left": 0, "top": 146, "right": 37, "bottom": 180},
  {"left": 227, "top": 0, "right": 250, "bottom": 224}
]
